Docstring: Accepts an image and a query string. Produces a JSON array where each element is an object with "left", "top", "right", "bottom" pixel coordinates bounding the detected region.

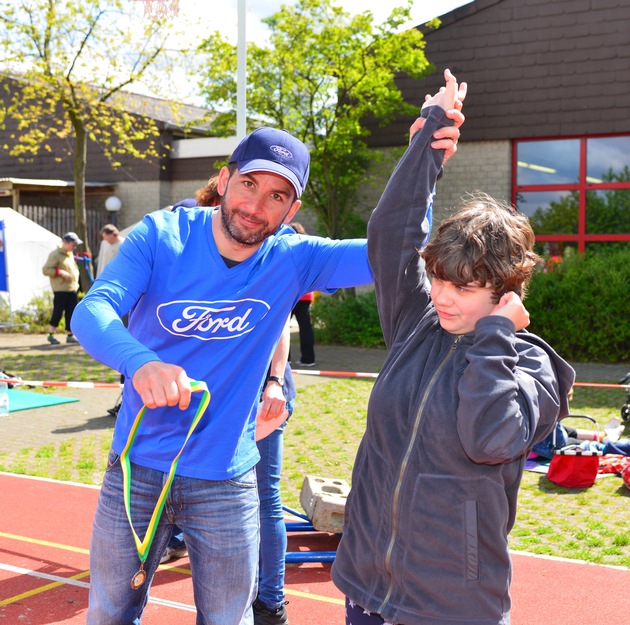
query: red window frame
[{"left": 512, "top": 135, "right": 630, "bottom": 253}]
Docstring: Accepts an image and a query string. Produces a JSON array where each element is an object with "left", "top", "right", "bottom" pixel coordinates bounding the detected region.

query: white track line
[{"left": 0, "top": 563, "right": 197, "bottom": 612}]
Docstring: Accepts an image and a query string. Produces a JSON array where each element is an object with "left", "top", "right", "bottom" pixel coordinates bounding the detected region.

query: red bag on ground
[
  {"left": 547, "top": 450, "right": 601, "bottom": 488},
  {"left": 546, "top": 414, "right": 602, "bottom": 488}
]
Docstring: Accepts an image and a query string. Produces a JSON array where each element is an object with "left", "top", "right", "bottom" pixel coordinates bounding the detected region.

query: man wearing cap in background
[
  {"left": 42, "top": 231, "right": 82, "bottom": 345},
  {"left": 71, "top": 120, "right": 462, "bottom": 624}
]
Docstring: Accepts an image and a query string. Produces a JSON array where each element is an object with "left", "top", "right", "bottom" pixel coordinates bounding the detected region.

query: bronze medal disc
[{"left": 130, "top": 568, "right": 147, "bottom": 590}]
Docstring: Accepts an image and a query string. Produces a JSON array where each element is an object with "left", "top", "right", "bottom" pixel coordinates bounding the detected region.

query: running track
[{"left": 1, "top": 472, "right": 629, "bottom": 624}]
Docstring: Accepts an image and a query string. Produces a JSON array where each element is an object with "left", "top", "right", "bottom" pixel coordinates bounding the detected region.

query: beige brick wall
[
  {"left": 434, "top": 140, "right": 512, "bottom": 225},
  {"left": 114, "top": 181, "right": 161, "bottom": 230},
  {"left": 112, "top": 140, "right": 512, "bottom": 238},
  {"left": 356, "top": 140, "right": 513, "bottom": 231},
  {"left": 113, "top": 180, "right": 207, "bottom": 231}
]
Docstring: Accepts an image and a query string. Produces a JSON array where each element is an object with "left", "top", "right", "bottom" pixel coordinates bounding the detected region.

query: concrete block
[
  {"left": 300, "top": 475, "right": 350, "bottom": 517},
  {"left": 311, "top": 494, "right": 347, "bottom": 534},
  {"left": 299, "top": 475, "right": 350, "bottom": 533}
]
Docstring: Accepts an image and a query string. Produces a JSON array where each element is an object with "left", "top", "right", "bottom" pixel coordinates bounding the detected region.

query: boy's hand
[
  {"left": 490, "top": 291, "right": 531, "bottom": 331},
  {"left": 421, "top": 68, "right": 459, "bottom": 113},
  {"left": 410, "top": 69, "right": 467, "bottom": 163}
]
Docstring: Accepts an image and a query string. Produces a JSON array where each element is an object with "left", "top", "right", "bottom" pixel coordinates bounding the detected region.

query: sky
[
  {"left": 176, "top": 0, "right": 474, "bottom": 44},
  {"left": 135, "top": 0, "right": 474, "bottom": 105}
]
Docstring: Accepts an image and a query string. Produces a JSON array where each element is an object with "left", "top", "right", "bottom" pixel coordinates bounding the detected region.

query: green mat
[{"left": 6, "top": 388, "right": 79, "bottom": 412}]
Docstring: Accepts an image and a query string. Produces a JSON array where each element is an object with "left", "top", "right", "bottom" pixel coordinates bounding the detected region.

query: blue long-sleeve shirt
[{"left": 72, "top": 207, "right": 371, "bottom": 479}]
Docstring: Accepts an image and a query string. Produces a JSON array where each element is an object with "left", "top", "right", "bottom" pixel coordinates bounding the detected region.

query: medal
[
  {"left": 120, "top": 381, "right": 211, "bottom": 592},
  {"left": 130, "top": 564, "right": 147, "bottom": 590}
]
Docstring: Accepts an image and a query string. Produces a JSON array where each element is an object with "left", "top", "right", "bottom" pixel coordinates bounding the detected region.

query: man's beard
[{"left": 219, "top": 200, "right": 280, "bottom": 247}]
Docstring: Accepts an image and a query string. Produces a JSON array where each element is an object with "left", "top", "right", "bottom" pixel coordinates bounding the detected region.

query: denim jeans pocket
[
  {"left": 105, "top": 448, "right": 121, "bottom": 472},
  {"left": 226, "top": 467, "right": 257, "bottom": 489}
]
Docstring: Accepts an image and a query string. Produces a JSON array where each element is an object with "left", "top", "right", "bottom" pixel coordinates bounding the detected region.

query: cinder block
[
  {"left": 300, "top": 475, "right": 350, "bottom": 517},
  {"left": 299, "top": 475, "right": 350, "bottom": 533},
  {"left": 311, "top": 494, "right": 347, "bottom": 534}
]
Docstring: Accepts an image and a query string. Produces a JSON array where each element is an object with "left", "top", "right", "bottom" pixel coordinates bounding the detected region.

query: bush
[
  {"left": 526, "top": 246, "right": 629, "bottom": 363},
  {"left": 311, "top": 290, "right": 384, "bottom": 347},
  {"left": 0, "top": 292, "right": 54, "bottom": 333}
]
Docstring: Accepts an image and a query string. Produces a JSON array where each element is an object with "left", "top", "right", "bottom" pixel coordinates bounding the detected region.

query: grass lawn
[{"left": 1, "top": 350, "right": 629, "bottom": 568}]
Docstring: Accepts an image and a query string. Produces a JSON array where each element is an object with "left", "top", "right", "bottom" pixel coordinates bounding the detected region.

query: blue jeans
[
  {"left": 255, "top": 401, "right": 294, "bottom": 609},
  {"left": 87, "top": 449, "right": 259, "bottom": 625}
]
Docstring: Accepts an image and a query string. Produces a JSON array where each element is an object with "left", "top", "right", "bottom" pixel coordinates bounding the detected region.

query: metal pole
[{"left": 236, "top": 0, "right": 247, "bottom": 139}]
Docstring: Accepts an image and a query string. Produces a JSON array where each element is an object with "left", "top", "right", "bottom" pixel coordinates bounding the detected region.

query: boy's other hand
[{"left": 490, "top": 291, "right": 531, "bottom": 331}]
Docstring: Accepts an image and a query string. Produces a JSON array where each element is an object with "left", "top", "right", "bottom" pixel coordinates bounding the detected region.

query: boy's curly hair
[{"left": 421, "top": 192, "right": 540, "bottom": 303}]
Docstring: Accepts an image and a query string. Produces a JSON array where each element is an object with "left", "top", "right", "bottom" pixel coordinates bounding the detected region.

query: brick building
[{"left": 362, "top": 0, "right": 630, "bottom": 253}]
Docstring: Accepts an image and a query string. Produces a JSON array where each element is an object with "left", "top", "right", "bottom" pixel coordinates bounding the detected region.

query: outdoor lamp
[{"left": 105, "top": 195, "right": 122, "bottom": 226}]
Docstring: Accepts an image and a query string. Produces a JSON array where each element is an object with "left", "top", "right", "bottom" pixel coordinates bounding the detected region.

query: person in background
[
  {"left": 253, "top": 319, "right": 294, "bottom": 625},
  {"left": 96, "top": 224, "right": 125, "bottom": 277},
  {"left": 98, "top": 224, "right": 128, "bottom": 416},
  {"left": 331, "top": 69, "right": 575, "bottom": 625},
  {"left": 42, "top": 232, "right": 82, "bottom": 345},
  {"left": 287, "top": 222, "right": 316, "bottom": 367}
]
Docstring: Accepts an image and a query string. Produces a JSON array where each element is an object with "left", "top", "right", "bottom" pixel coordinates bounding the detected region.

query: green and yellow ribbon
[{"left": 120, "top": 380, "right": 211, "bottom": 567}]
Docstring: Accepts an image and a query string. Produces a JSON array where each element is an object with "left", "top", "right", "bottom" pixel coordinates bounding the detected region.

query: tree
[
  {"left": 197, "top": 0, "right": 438, "bottom": 238},
  {"left": 0, "top": 0, "right": 186, "bottom": 259}
]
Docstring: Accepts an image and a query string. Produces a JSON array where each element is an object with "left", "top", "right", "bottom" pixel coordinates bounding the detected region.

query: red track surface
[{"left": 1, "top": 472, "right": 630, "bottom": 624}]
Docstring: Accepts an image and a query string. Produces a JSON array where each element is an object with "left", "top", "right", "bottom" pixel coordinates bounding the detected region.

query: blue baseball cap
[{"left": 228, "top": 127, "right": 310, "bottom": 198}]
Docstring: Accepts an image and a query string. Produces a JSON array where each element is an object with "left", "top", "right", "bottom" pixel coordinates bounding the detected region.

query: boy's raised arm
[{"left": 367, "top": 70, "right": 461, "bottom": 347}]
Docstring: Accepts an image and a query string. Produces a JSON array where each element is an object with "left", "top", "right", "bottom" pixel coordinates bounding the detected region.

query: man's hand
[{"left": 132, "top": 361, "right": 193, "bottom": 410}]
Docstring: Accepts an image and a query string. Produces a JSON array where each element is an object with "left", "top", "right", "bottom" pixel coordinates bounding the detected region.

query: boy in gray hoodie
[{"left": 332, "top": 70, "right": 575, "bottom": 625}]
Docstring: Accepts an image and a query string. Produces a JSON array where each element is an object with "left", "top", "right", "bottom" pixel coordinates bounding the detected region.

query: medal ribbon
[{"left": 120, "top": 380, "right": 211, "bottom": 564}]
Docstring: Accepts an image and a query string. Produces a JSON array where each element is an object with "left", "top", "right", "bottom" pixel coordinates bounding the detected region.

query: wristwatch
[{"left": 266, "top": 375, "right": 284, "bottom": 386}]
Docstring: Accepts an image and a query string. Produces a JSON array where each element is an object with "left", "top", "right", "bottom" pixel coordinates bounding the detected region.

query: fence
[{"left": 18, "top": 205, "right": 103, "bottom": 256}]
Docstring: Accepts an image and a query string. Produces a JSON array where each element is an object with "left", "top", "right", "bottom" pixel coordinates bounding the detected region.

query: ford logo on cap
[{"left": 270, "top": 145, "right": 293, "bottom": 158}]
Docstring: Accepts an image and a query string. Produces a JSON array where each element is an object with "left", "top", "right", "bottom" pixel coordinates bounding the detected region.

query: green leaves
[
  {"left": 196, "top": 0, "right": 434, "bottom": 238},
  {"left": 0, "top": 0, "right": 182, "bottom": 253}
]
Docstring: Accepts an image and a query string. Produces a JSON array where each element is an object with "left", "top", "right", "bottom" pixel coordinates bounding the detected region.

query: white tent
[{"left": 0, "top": 206, "right": 61, "bottom": 313}]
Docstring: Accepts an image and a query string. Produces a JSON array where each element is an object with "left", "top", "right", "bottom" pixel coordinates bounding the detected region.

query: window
[{"left": 513, "top": 136, "right": 630, "bottom": 253}]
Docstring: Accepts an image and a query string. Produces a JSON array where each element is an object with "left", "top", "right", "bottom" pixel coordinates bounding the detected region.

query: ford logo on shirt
[{"left": 157, "top": 299, "right": 270, "bottom": 340}]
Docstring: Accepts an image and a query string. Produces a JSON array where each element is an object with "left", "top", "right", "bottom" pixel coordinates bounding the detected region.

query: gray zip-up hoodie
[{"left": 331, "top": 105, "right": 575, "bottom": 625}]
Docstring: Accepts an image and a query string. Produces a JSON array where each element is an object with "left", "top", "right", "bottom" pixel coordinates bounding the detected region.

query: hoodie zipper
[{"left": 377, "top": 335, "right": 462, "bottom": 615}]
